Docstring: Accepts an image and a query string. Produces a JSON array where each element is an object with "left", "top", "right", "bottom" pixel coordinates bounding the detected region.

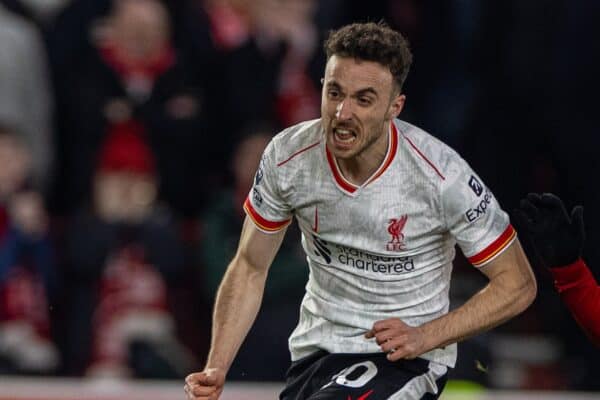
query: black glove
[{"left": 513, "top": 193, "right": 585, "bottom": 268}]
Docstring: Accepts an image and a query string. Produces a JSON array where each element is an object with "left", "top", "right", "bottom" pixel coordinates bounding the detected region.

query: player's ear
[{"left": 387, "top": 93, "right": 405, "bottom": 120}]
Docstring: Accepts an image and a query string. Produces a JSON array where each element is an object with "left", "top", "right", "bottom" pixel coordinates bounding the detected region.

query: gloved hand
[{"left": 513, "top": 193, "right": 585, "bottom": 268}]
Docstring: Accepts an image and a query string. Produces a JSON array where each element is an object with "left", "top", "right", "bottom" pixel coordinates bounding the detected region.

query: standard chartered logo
[
  {"left": 310, "top": 239, "right": 416, "bottom": 274},
  {"left": 336, "top": 245, "right": 415, "bottom": 274}
]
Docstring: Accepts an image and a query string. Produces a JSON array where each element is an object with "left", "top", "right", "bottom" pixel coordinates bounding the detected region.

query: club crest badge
[{"left": 386, "top": 215, "right": 408, "bottom": 251}]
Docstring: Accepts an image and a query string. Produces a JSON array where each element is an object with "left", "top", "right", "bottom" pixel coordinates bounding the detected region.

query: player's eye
[
  {"left": 357, "top": 97, "right": 373, "bottom": 106},
  {"left": 327, "top": 90, "right": 341, "bottom": 99}
]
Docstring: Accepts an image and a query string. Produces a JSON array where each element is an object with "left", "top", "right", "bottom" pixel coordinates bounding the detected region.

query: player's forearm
[
  {"left": 420, "top": 256, "right": 536, "bottom": 351},
  {"left": 550, "top": 259, "right": 600, "bottom": 345},
  {"left": 206, "top": 255, "right": 268, "bottom": 372}
]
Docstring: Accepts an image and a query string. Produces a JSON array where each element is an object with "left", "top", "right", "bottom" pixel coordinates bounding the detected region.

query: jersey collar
[{"left": 326, "top": 121, "right": 398, "bottom": 195}]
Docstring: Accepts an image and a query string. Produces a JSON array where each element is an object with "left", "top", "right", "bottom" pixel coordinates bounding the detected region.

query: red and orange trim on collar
[{"left": 326, "top": 122, "right": 399, "bottom": 194}]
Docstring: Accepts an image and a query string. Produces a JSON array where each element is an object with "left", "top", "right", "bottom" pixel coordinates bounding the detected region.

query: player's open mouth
[{"left": 333, "top": 128, "right": 357, "bottom": 144}]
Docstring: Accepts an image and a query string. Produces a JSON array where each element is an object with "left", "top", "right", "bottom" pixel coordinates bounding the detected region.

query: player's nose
[{"left": 335, "top": 99, "right": 353, "bottom": 120}]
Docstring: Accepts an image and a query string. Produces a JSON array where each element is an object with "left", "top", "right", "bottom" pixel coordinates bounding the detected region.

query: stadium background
[{"left": 0, "top": 0, "right": 598, "bottom": 398}]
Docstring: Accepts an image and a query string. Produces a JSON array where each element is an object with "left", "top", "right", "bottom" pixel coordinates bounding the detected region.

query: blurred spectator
[
  {"left": 0, "top": 4, "right": 53, "bottom": 191},
  {"left": 63, "top": 120, "right": 194, "bottom": 377},
  {"left": 55, "top": 0, "right": 214, "bottom": 217},
  {"left": 44, "top": 0, "right": 111, "bottom": 78},
  {"left": 0, "top": 125, "right": 59, "bottom": 374},
  {"left": 251, "top": 0, "right": 321, "bottom": 126},
  {"left": 183, "top": 0, "right": 321, "bottom": 132},
  {"left": 198, "top": 128, "right": 308, "bottom": 380}
]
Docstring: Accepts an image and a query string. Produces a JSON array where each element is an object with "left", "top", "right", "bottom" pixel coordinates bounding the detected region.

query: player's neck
[{"left": 337, "top": 127, "right": 389, "bottom": 186}]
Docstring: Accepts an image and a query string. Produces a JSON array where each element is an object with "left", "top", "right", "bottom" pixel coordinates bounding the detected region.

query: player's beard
[
  {"left": 354, "top": 119, "right": 388, "bottom": 159},
  {"left": 327, "top": 118, "right": 387, "bottom": 160}
]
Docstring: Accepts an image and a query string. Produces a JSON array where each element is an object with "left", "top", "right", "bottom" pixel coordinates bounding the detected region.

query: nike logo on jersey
[{"left": 348, "top": 389, "right": 374, "bottom": 400}]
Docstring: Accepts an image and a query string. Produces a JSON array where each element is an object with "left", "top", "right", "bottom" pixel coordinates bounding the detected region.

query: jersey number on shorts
[{"left": 322, "top": 361, "right": 378, "bottom": 389}]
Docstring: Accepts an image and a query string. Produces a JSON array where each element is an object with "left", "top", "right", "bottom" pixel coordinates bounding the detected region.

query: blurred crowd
[{"left": 0, "top": 0, "right": 598, "bottom": 391}]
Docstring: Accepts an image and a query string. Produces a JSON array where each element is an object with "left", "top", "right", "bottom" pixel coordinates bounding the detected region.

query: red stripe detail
[
  {"left": 468, "top": 224, "right": 516, "bottom": 266},
  {"left": 366, "top": 123, "right": 399, "bottom": 185},
  {"left": 277, "top": 141, "right": 321, "bottom": 167},
  {"left": 312, "top": 206, "right": 319, "bottom": 232},
  {"left": 402, "top": 134, "right": 445, "bottom": 180},
  {"left": 325, "top": 146, "right": 358, "bottom": 193},
  {"left": 243, "top": 197, "right": 291, "bottom": 232},
  {"left": 358, "top": 389, "right": 375, "bottom": 400}
]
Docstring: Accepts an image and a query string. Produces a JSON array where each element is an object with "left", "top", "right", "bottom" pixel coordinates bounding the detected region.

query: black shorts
[{"left": 280, "top": 351, "right": 448, "bottom": 400}]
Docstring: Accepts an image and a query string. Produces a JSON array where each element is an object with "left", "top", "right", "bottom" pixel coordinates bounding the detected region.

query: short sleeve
[
  {"left": 441, "top": 156, "right": 516, "bottom": 267},
  {"left": 243, "top": 140, "right": 293, "bottom": 233}
]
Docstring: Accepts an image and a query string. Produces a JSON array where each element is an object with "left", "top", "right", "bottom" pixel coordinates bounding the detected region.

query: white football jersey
[{"left": 244, "top": 118, "right": 516, "bottom": 367}]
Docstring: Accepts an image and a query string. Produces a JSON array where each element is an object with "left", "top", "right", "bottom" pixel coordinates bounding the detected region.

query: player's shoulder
[
  {"left": 395, "top": 119, "right": 469, "bottom": 183},
  {"left": 268, "top": 118, "right": 323, "bottom": 166}
]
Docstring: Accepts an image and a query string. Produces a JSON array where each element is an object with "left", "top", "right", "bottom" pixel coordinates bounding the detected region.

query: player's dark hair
[{"left": 324, "top": 22, "right": 413, "bottom": 92}]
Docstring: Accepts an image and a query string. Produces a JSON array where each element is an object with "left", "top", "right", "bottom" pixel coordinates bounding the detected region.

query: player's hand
[
  {"left": 184, "top": 368, "right": 225, "bottom": 400},
  {"left": 365, "top": 318, "right": 425, "bottom": 361},
  {"left": 513, "top": 193, "right": 584, "bottom": 268}
]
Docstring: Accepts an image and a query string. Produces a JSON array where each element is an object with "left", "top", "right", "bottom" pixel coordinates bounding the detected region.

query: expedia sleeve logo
[
  {"left": 465, "top": 191, "right": 492, "bottom": 222},
  {"left": 252, "top": 188, "right": 263, "bottom": 206},
  {"left": 255, "top": 165, "right": 263, "bottom": 186},
  {"left": 468, "top": 175, "right": 483, "bottom": 196}
]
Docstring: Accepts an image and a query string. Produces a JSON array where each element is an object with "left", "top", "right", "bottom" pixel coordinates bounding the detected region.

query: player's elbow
[
  {"left": 512, "top": 270, "right": 537, "bottom": 315},
  {"left": 232, "top": 250, "right": 270, "bottom": 286}
]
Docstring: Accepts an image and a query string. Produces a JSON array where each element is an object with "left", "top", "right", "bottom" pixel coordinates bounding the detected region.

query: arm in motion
[
  {"left": 367, "top": 239, "right": 537, "bottom": 360},
  {"left": 185, "top": 216, "right": 287, "bottom": 399}
]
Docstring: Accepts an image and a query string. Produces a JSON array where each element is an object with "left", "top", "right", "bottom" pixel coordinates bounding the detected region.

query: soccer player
[
  {"left": 514, "top": 193, "right": 599, "bottom": 346},
  {"left": 185, "top": 22, "right": 536, "bottom": 400}
]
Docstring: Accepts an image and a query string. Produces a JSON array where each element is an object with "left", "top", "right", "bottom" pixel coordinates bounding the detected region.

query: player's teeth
[{"left": 335, "top": 129, "right": 356, "bottom": 143}]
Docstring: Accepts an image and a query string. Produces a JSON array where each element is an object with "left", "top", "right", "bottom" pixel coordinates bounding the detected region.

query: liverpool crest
[{"left": 386, "top": 215, "right": 408, "bottom": 251}]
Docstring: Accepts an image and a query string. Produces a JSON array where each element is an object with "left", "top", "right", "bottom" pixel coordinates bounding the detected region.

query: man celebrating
[{"left": 185, "top": 22, "right": 536, "bottom": 399}]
